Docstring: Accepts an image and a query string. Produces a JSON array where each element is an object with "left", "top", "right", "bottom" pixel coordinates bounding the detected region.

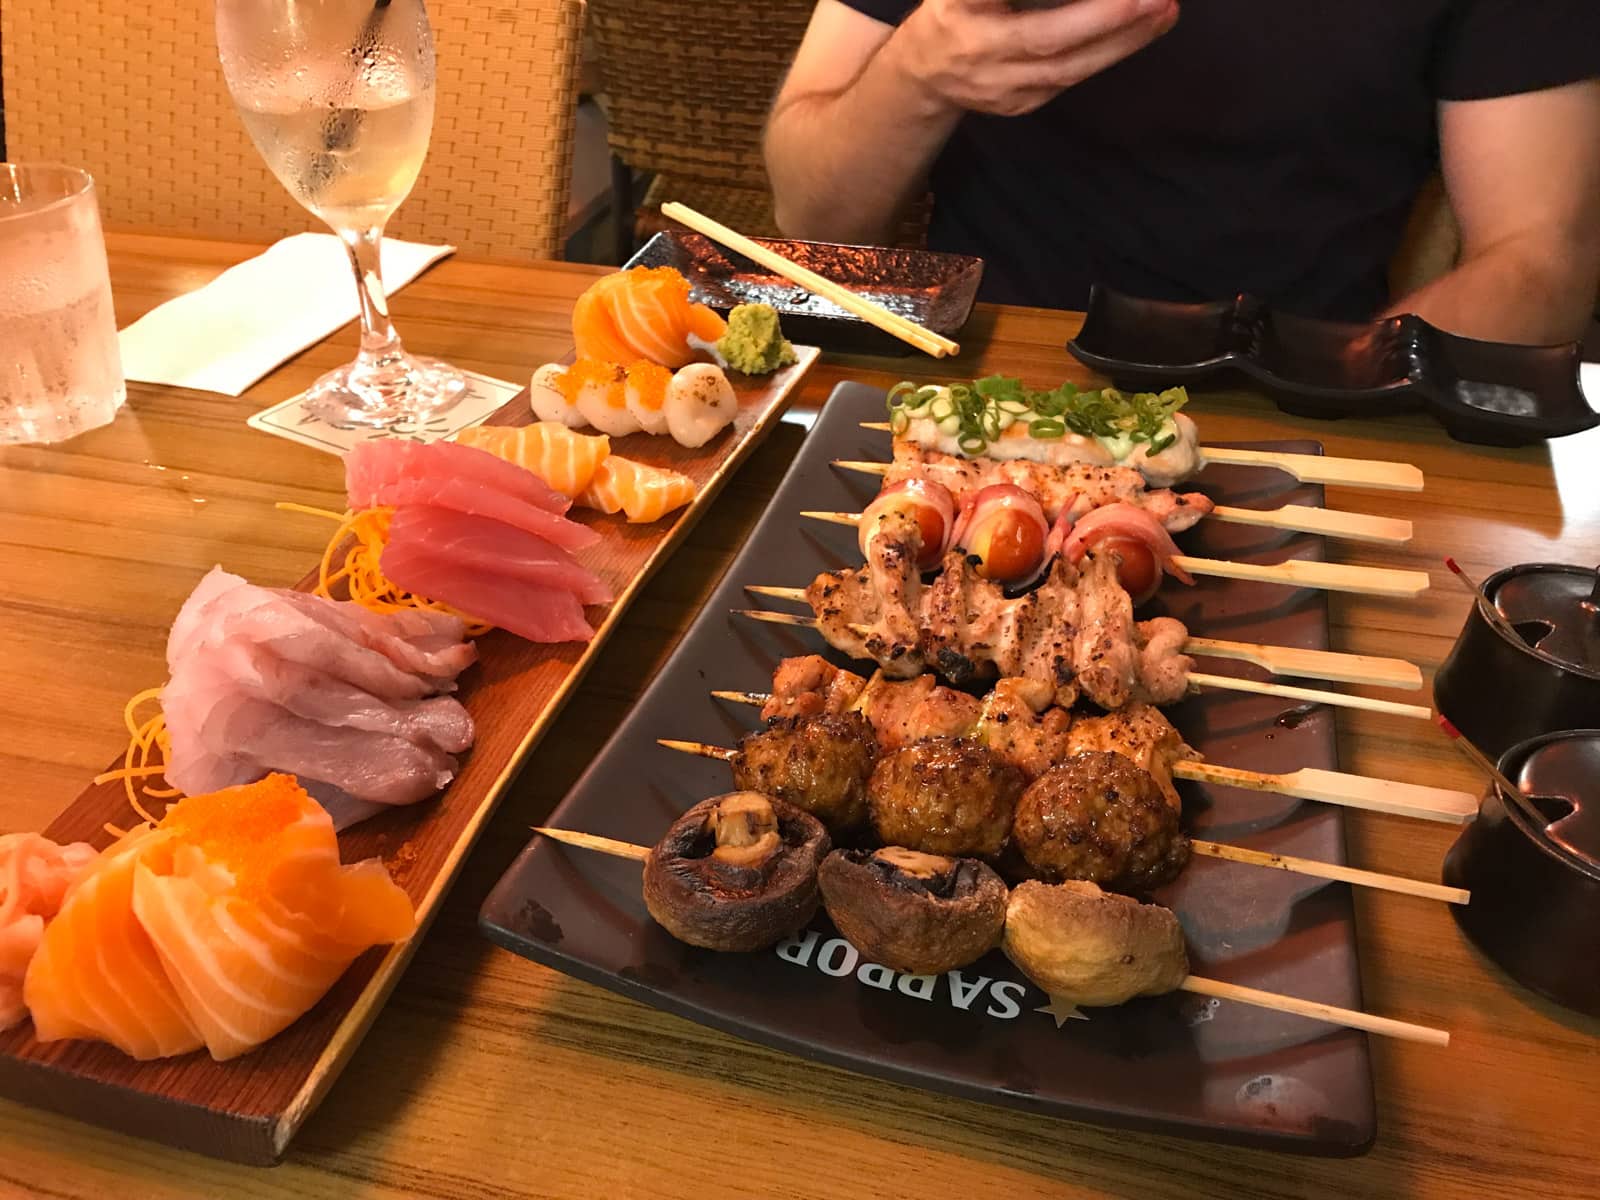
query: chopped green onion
[{"left": 1028, "top": 418, "right": 1065, "bottom": 439}]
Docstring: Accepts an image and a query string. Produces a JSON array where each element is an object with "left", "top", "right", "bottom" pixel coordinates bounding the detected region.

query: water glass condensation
[{"left": 0, "top": 165, "right": 126, "bottom": 445}]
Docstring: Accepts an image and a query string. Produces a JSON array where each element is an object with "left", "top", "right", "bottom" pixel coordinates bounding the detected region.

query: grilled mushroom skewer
[{"left": 532, "top": 828, "right": 1448, "bottom": 1046}]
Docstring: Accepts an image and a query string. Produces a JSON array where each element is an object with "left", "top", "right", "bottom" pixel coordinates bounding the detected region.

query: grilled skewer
[
  {"left": 735, "top": 607, "right": 1431, "bottom": 720},
  {"left": 744, "top": 584, "right": 1420, "bottom": 690},
  {"left": 532, "top": 827, "right": 1448, "bottom": 1046},
  {"left": 799, "top": 513, "right": 1425, "bottom": 595},
  {"left": 847, "top": 428, "right": 1426, "bottom": 492}
]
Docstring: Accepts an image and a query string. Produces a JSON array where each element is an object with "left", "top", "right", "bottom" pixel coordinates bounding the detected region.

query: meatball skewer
[{"left": 659, "top": 724, "right": 1470, "bottom": 904}]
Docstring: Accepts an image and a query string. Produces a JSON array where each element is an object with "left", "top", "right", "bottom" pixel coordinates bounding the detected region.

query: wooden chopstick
[{"left": 659, "top": 201, "right": 960, "bottom": 359}]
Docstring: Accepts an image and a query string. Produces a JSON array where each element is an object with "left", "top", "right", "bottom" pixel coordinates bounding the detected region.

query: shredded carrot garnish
[
  {"left": 277, "top": 501, "right": 493, "bottom": 636},
  {"left": 92, "top": 686, "right": 178, "bottom": 825}
]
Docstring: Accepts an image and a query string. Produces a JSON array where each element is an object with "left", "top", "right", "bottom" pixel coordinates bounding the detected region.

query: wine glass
[{"left": 216, "top": 0, "right": 467, "bottom": 429}]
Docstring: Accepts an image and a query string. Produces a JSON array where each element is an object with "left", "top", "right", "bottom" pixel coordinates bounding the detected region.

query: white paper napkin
[{"left": 118, "top": 233, "right": 455, "bottom": 396}]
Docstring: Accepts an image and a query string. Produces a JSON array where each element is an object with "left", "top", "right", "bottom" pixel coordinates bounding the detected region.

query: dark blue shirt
[{"left": 833, "top": 0, "right": 1600, "bottom": 317}]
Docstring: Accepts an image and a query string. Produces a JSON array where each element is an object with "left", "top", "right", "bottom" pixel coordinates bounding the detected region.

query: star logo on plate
[{"left": 1036, "top": 995, "right": 1089, "bottom": 1028}]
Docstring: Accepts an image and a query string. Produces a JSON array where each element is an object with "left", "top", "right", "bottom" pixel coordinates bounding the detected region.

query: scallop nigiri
[
  {"left": 573, "top": 267, "right": 726, "bottom": 369},
  {"left": 0, "top": 834, "right": 97, "bottom": 1032},
  {"left": 456, "top": 422, "right": 612, "bottom": 499},
  {"left": 561, "top": 359, "right": 639, "bottom": 437},
  {"left": 578, "top": 457, "right": 697, "bottom": 524},
  {"left": 24, "top": 774, "right": 415, "bottom": 1061},
  {"left": 528, "top": 363, "right": 582, "bottom": 428}
]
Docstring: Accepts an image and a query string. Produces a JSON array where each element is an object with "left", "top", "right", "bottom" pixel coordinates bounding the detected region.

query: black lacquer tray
[
  {"left": 1068, "top": 285, "right": 1595, "bottom": 447},
  {"left": 481, "top": 383, "right": 1376, "bottom": 1154},
  {"left": 627, "top": 231, "right": 983, "bottom": 357}
]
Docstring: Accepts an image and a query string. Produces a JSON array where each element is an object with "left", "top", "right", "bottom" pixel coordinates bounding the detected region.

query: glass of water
[
  {"left": 0, "top": 164, "right": 126, "bottom": 446},
  {"left": 215, "top": 0, "right": 467, "bottom": 429}
]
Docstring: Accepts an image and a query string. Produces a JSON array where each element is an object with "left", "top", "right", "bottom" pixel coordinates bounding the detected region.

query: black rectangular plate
[
  {"left": 626, "top": 231, "right": 983, "bottom": 358},
  {"left": 481, "top": 383, "right": 1376, "bottom": 1154},
  {"left": 1068, "top": 284, "right": 1596, "bottom": 447}
]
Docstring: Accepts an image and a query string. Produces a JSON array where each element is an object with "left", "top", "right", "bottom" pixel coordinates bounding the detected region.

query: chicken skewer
[
  {"left": 746, "top": 584, "right": 1420, "bottom": 691},
  {"left": 850, "top": 420, "right": 1425, "bottom": 493},
  {"left": 532, "top": 826, "right": 1448, "bottom": 1046},
  {"left": 798, "top": 512, "right": 1424, "bottom": 595},
  {"left": 734, "top": 519, "right": 1431, "bottom": 717},
  {"left": 843, "top": 441, "right": 1415, "bottom": 543}
]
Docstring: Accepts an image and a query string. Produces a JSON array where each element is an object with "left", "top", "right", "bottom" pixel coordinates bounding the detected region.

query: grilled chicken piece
[
  {"left": 762, "top": 656, "right": 868, "bottom": 723},
  {"left": 974, "top": 679, "right": 1074, "bottom": 780},
  {"left": 1063, "top": 703, "right": 1198, "bottom": 810},
  {"left": 884, "top": 441, "right": 1213, "bottom": 531},
  {"left": 1135, "top": 617, "right": 1192, "bottom": 705},
  {"left": 857, "top": 674, "right": 981, "bottom": 750}
]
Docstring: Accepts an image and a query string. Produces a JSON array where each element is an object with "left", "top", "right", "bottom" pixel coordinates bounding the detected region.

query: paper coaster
[{"left": 247, "top": 370, "right": 525, "bottom": 455}]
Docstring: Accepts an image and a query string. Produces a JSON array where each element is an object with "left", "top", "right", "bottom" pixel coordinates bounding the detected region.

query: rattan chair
[
  {"left": 0, "top": 0, "right": 583, "bottom": 260},
  {"left": 585, "top": 0, "right": 814, "bottom": 260}
]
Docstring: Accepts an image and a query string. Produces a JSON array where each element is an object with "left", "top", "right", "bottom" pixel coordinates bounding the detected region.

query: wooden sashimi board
[{"left": 0, "top": 347, "right": 819, "bottom": 1165}]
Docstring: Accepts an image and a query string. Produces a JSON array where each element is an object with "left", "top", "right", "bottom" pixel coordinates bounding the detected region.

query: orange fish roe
[
  {"left": 150, "top": 774, "right": 317, "bottom": 898},
  {"left": 557, "top": 359, "right": 628, "bottom": 408},
  {"left": 624, "top": 360, "right": 671, "bottom": 411}
]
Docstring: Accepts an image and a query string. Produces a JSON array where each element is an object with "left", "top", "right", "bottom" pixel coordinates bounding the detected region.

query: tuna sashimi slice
[
  {"left": 385, "top": 505, "right": 614, "bottom": 606},
  {"left": 24, "top": 829, "right": 205, "bottom": 1060},
  {"left": 380, "top": 548, "right": 597, "bottom": 644},
  {"left": 345, "top": 439, "right": 571, "bottom": 515},
  {"left": 360, "top": 476, "right": 600, "bottom": 554}
]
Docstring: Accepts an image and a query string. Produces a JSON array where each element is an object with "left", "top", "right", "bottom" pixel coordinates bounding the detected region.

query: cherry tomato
[
  {"left": 1094, "top": 534, "right": 1162, "bottom": 603},
  {"left": 859, "top": 480, "right": 955, "bottom": 568}
]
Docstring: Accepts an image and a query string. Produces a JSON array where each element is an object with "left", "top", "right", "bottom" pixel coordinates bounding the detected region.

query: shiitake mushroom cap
[
  {"left": 1002, "top": 880, "right": 1188, "bottom": 1007},
  {"left": 643, "top": 792, "right": 830, "bottom": 952},
  {"left": 819, "top": 846, "right": 1007, "bottom": 975}
]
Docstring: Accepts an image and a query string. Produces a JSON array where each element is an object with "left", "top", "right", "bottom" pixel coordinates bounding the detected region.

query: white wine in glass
[{"left": 217, "top": 0, "right": 466, "bottom": 429}]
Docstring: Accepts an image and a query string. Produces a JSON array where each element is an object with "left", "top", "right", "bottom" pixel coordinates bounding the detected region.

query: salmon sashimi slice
[
  {"left": 386, "top": 506, "right": 614, "bottom": 606},
  {"left": 127, "top": 775, "right": 414, "bottom": 1061},
  {"left": 686, "top": 301, "right": 728, "bottom": 345},
  {"left": 345, "top": 439, "right": 570, "bottom": 516},
  {"left": 607, "top": 273, "right": 696, "bottom": 368},
  {"left": 381, "top": 545, "right": 598, "bottom": 644},
  {"left": 578, "top": 457, "right": 697, "bottom": 524},
  {"left": 359, "top": 476, "right": 600, "bottom": 553},
  {"left": 0, "top": 834, "right": 98, "bottom": 1031},
  {"left": 455, "top": 424, "right": 611, "bottom": 499},
  {"left": 24, "top": 829, "right": 205, "bottom": 1060},
  {"left": 572, "top": 275, "right": 639, "bottom": 365}
]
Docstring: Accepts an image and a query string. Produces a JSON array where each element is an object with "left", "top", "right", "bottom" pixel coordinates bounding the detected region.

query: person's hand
[{"left": 886, "top": 0, "right": 1179, "bottom": 118}]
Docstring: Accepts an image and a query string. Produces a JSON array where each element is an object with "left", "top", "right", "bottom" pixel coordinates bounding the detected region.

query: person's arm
[
  {"left": 1388, "top": 79, "right": 1600, "bottom": 344},
  {"left": 764, "top": 0, "right": 1178, "bottom": 246}
]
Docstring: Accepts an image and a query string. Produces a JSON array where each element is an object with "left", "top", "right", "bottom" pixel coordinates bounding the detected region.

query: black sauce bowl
[
  {"left": 1442, "top": 730, "right": 1600, "bottom": 1016},
  {"left": 1432, "top": 563, "right": 1600, "bottom": 761}
]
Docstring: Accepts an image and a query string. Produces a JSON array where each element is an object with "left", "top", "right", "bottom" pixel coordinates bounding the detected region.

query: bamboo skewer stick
[
  {"left": 1184, "top": 672, "right": 1430, "bottom": 720},
  {"left": 699, "top": 697, "right": 1474, "bottom": 824},
  {"left": 853, "top": 424, "right": 1425, "bottom": 492},
  {"left": 1173, "top": 761, "right": 1476, "bottom": 824},
  {"left": 729, "top": 608, "right": 1432, "bottom": 718},
  {"left": 659, "top": 202, "right": 959, "bottom": 358},
  {"left": 744, "top": 586, "right": 1421, "bottom": 688},
  {"left": 532, "top": 826, "right": 1448, "bottom": 1044},
  {"left": 803, "top": 504, "right": 1411, "bottom": 547},
  {"left": 1185, "top": 841, "right": 1467, "bottom": 903}
]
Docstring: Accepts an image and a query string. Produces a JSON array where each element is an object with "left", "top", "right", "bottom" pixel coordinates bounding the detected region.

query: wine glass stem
[{"left": 339, "top": 224, "right": 402, "bottom": 360}]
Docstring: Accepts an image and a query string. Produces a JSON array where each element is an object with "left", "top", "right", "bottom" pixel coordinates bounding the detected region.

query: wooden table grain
[{"left": 1, "top": 232, "right": 1597, "bottom": 1199}]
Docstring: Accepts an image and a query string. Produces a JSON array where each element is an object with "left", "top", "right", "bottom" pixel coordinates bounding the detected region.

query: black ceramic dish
[
  {"left": 1433, "top": 563, "right": 1600, "bottom": 760},
  {"left": 626, "top": 231, "right": 983, "bottom": 357},
  {"left": 1442, "top": 730, "right": 1600, "bottom": 1016},
  {"left": 481, "top": 381, "right": 1379, "bottom": 1154},
  {"left": 1067, "top": 286, "right": 1596, "bottom": 447}
]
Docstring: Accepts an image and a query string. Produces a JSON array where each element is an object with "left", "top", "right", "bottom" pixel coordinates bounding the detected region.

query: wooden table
[{"left": 2, "top": 233, "right": 1597, "bottom": 1199}]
